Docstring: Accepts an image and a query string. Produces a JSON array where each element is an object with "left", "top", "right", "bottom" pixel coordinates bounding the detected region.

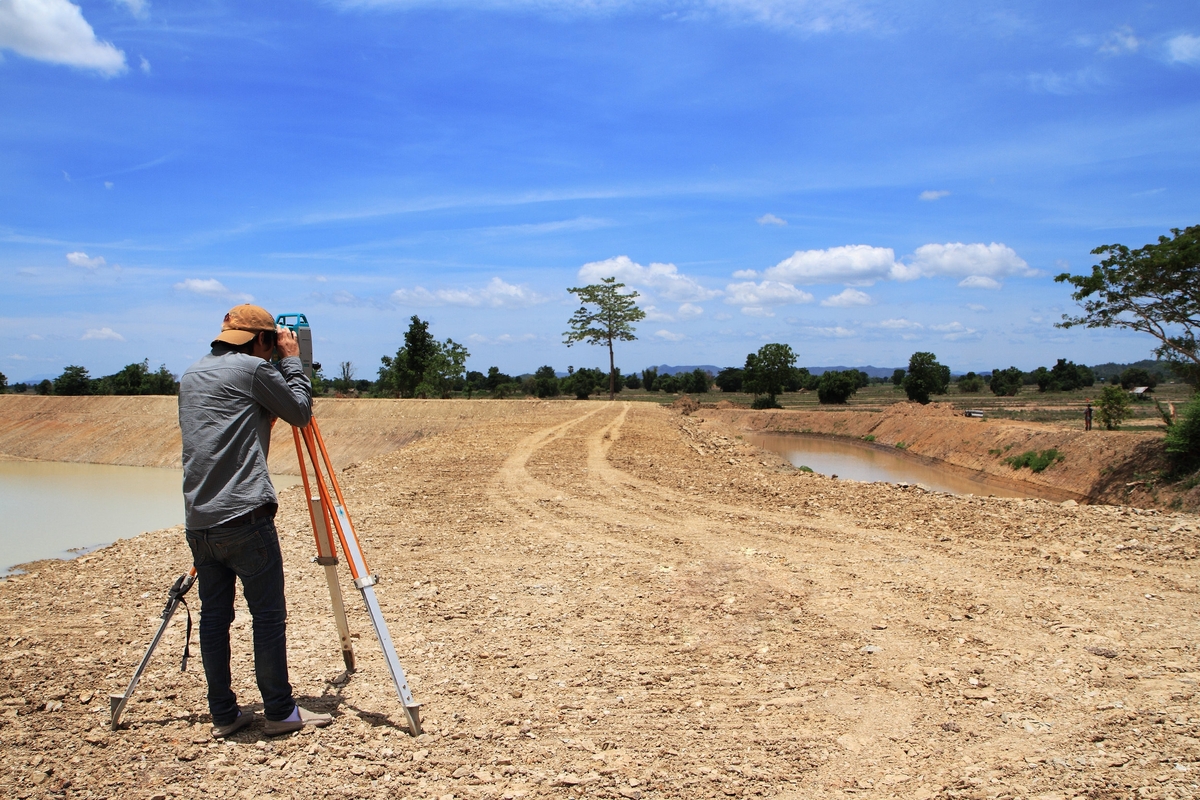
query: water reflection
[
  {"left": 744, "top": 433, "right": 1034, "bottom": 499},
  {"left": 0, "top": 461, "right": 300, "bottom": 575}
]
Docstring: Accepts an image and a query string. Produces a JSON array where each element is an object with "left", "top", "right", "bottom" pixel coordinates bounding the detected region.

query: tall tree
[
  {"left": 563, "top": 277, "right": 646, "bottom": 400},
  {"left": 53, "top": 365, "right": 92, "bottom": 396},
  {"left": 1056, "top": 225, "right": 1200, "bottom": 385},
  {"left": 742, "top": 343, "right": 797, "bottom": 401},
  {"left": 378, "top": 316, "right": 468, "bottom": 398},
  {"left": 901, "top": 352, "right": 950, "bottom": 404}
]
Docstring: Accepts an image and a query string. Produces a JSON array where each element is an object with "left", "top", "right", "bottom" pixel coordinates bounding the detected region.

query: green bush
[
  {"left": 1165, "top": 393, "right": 1200, "bottom": 473},
  {"left": 1004, "top": 449, "right": 1065, "bottom": 473},
  {"left": 816, "top": 370, "right": 859, "bottom": 404},
  {"left": 901, "top": 352, "right": 950, "bottom": 404},
  {"left": 862, "top": 434, "right": 876, "bottom": 442},
  {"left": 1097, "top": 385, "right": 1131, "bottom": 430},
  {"left": 796, "top": 465, "right": 814, "bottom": 473},
  {"left": 895, "top": 441, "right": 908, "bottom": 450},
  {"left": 751, "top": 395, "right": 782, "bottom": 410},
  {"left": 990, "top": 366, "right": 1023, "bottom": 396}
]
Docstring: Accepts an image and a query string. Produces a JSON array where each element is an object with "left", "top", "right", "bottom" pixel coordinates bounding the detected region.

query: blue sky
[{"left": 2, "top": 0, "right": 1199, "bottom": 382}]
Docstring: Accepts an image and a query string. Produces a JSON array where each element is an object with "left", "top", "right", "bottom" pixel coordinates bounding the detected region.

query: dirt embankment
[
  {"left": 0, "top": 395, "right": 554, "bottom": 475},
  {"left": 709, "top": 402, "right": 1175, "bottom": 508},
  {"left": 2, "top": 401, "right": 1199, "bottom": 800}
]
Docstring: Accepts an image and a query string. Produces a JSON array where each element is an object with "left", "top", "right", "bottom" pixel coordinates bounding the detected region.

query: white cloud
[
  {"left": 756, "top": 213, "right": 787, "bottom": 226},
  {"left": 929, "top": 322, "right": 980, "bottom": 341},
  {"left": 875, "top": 318, "right": 922, "bottom": 330},
  {"left": 655, "top": 329, "right": 685, "bottom": 342},
  {"left": 724, "top": 280, "right": 814, "bottom": 312},
  {"left": 732, "top": 269, "right": 758, "bottom": 279},
  {"left": 174, "top": 278, "right": 254, "bottom": 303},
  {"left": 577, "top": 255, "right": 719, "bottom": 302},
  {"left": 643, "top": 305, "right": 674, "bottom": 322},
  {"left": 1167, "top": 34, "right": 1200, "bottom": 64},
  {"left": 677, "top": 302, "right": 704, "bottom": 320},
  {"left": 8, "top": 353, "right": 28, "bottom": 360},
  {"left": 764, "top": 244, "right": 898, "bottom": 286},
  {"left": 0, "top": 0, "right": 127, "bottom": 75},
  {"left": 66, "top": 251, "right": 105, "bottom": 268},
  {"left": 919, "top": 190, "right": 950, "bottom": 201},
  {"left": 1099, "top": 25, "right": 1139, "bottom": 55},
  {"left": 808, "top": 326, "right": 856, "bottom": 338},
  {"left": 958, "top": 275, "right": 1002, "bottom": 290},
  {"left": 104, "top": 181, "right": 113, "bottom": 189},
  {"left": 392, "top": 277, "right": 549, "bottom": 308},
  {"left": 905, "top": 242, "right": 1033, "bottom": 281},
  {"left": 739, "top": 306, "right": 774, "bottom": 318},
  {"left": 966, "top": 303, "right": 988, "bottom": 312},
  {"left": 820, "top": 288, "right": 873, "bottom": 307},
  {"left": 139, "top": 55, "right": 150, "bottom": 73},
  {"left": 82, "top": 327, "right": 124, "bottom": 341}
]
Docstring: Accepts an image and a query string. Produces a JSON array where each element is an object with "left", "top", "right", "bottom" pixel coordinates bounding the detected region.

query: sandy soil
[{"left": 2, "top": 401, "right": 1199, "bottom": 800}]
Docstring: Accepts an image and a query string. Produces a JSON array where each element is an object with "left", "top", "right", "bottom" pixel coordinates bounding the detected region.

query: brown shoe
[
  {"left": 211, "top": 710, "right": 254, "bottom": 739},
  {"left": 263, "top": 705, "right": 333, "bottom": 736}
]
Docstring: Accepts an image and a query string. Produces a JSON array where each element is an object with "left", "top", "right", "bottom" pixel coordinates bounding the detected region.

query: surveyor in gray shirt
[{"left": 178, "top": 303, "right": 333, "bottom": 738}]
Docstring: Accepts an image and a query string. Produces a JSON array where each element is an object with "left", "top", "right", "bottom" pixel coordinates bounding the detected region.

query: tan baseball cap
[{"left": 213, "top": 304, "right": 276, "bottom": 346}]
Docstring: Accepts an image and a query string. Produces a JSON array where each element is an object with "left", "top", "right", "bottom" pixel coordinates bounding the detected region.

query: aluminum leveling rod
[{"left": 294, "top": 417, "right": 422, "bottom": 735}]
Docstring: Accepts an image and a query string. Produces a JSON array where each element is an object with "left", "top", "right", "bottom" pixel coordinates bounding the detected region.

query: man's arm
[{"left": 251, "top": 327, "right": 312, "bottom": 427}]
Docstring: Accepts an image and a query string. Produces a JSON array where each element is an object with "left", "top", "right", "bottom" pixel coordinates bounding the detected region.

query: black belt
[{"left": 212, "top": 503, "right": 277, "bottom": 530}]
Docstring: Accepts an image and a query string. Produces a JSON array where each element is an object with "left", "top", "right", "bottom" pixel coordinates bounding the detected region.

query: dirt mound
[
  {"left": 669, "top": 395, "right": 701, "bottom": 415},
  {"left": 2, "top": 401, "right": 1198, "bottom": 799},
  {"left": 879, "top": 400, "right": 962, "bottom": 419}
]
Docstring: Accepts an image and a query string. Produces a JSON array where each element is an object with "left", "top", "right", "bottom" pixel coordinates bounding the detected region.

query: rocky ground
[{"left": 2, "top": 401, "right": 1199, "bottom": 800}]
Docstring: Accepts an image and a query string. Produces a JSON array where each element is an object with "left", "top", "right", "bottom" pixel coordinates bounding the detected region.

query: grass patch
[
  {"left": 796, "top": 465, "right": 814, "bottom": 473},
  {"left": 987, "top": 448, "right": 1002, "bottom": 456},
  {"left": 862, "top": 434, "right": 876, "bottom": 442},
  {"left": 1004, "top": 449, "right": 1065, "bottom": 473},
  {"left": 895, "top": 441, "right": 908, "bottom": 450}
]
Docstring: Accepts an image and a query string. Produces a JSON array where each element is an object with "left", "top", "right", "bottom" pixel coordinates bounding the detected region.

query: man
[{"left": 179, "top": 304, "right": 332, "bottom": 738}]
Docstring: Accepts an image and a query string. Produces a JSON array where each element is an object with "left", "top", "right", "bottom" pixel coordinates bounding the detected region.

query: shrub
[
  {"left": 1097, "top": 385, "right": 1131, "bottom": 430},
  {"left": 862, "top": 434, "right": 876, "bottom": 442},
  {"left": 895, "top": 441, "right": 908, "bottom": 450},
  {"left": 1004, "top": 449, "right": 1065, "bottom": 473},
  {"left": 957, "top": 371, "right": 985, "bottom": 393},
  {"left": 715, "top": 367, "right": 743, "bottom": 392},
  {"left": 53, "top": 365, "right": 92, "bottom": 396},
  {"left": 641, "top": 367, "right": 659, "bottom": 392},
  {"left": 796, "top": 465, "right": 814, "bottom": 473},
  {"left": 1119, "top": 367, "right": 1158, "bottom": 390},
  {"left": 1165, "top": 393, "right": 1200, "bottom": 473},
  {"left": 816, "top": 370, "right": 859, "bottom": 404},
  {"left": 533, "top": 365, "right": 559, "bottom": 398},
  {"left": 751, "top": 395, "right": 782, "bottom": 410},
  {"left": 891, "top": 368, "right": 905, "bottom": 386}
]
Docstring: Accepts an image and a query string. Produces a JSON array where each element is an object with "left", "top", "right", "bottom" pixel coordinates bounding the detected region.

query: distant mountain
[
  {"left": 8, "top": 372, "right": 57, "bottom": 385},
  {"left": 1089, "top": 359, "right": 1168, "bottom": 381}
]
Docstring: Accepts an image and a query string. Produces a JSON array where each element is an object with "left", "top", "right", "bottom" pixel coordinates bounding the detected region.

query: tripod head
[{"left": 276, "top": 313, "right": 320, "bottom": 379}]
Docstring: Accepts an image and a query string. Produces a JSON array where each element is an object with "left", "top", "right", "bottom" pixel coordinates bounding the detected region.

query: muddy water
[
  {"left": 0, "top": 461, "right": 301, "bottom": 575},
  {"left": 745, "top": 433, "right": 1037, "bottom": 499}
]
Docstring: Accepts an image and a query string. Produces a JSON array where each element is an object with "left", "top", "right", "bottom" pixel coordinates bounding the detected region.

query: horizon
[{"left": 3, "top": 2, "right": 1199, "bottom": 381}]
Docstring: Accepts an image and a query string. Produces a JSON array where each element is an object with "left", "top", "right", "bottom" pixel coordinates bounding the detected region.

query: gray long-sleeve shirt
[{"left": 179, "top": 347, "right": 312, "bottom": 529}]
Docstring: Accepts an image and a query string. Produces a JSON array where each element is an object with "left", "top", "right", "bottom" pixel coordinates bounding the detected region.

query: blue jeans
[{"left": 186, "top": 518, "right": 294, "bottom": 724}]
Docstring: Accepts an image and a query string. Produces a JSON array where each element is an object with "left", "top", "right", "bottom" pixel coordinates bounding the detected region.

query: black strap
[{"left": 179, "top": 598, "right": 192, "bottom": 672}]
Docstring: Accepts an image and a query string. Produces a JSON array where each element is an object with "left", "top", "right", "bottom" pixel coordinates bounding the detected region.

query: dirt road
[{"left": 2, "top": 401, "right": 1199, "bottom": 799}]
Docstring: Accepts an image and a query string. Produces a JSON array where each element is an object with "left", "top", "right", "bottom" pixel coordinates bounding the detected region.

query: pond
[
  {"left": 0, "top": 461, "right": 301, "bottom": 576},
  {"left": 743, "top": 433, "right": 1037, "bottom": 499}
]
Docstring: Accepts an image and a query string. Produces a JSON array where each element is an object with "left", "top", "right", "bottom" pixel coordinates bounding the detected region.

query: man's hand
[{"left": 276, "top": 326, "right": 300, "bottom": 358}]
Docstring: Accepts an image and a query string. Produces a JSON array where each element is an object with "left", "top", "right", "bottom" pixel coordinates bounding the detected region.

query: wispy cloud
[
  {"left": 0, "top": 0, "right": 127, "bottom": 76},
  {"left": 335, "top": 1, "right": 877, "bottom": 35},
  {"left": 1025, "top": 67, "right": 1105, "bottom": 95},
  {"left": 1166, "top": 34, "right": 1200, "bottom": 65},
  {"left": 756, "top": 213, "right": 787, "bottom": 226},
  {"left": 1098, "top": 25, "right": 1139, "bottom": 55},
  {"left": 655, "top": 329, "right": 685, "bottom": 342},
  {"left": 174, "top": 278, "right": 254, "bottom": 303},
  {"left": 919, "top": 189, "right": 949, "bottom": 201},
  {"left": 392, "top": 277, "right": 549, "bottom": 308},
  {"left": 578, "top": 255, "right": 720, "bottom": 303},
  {"left": 807, "top": 325, "right": 856, "bottom": 338},
  {"left": 466, "top": 332, "right": 537, "bottom": 345},
  {"left": 82, "top": 327, "right": 124, "bottom": 341}
]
